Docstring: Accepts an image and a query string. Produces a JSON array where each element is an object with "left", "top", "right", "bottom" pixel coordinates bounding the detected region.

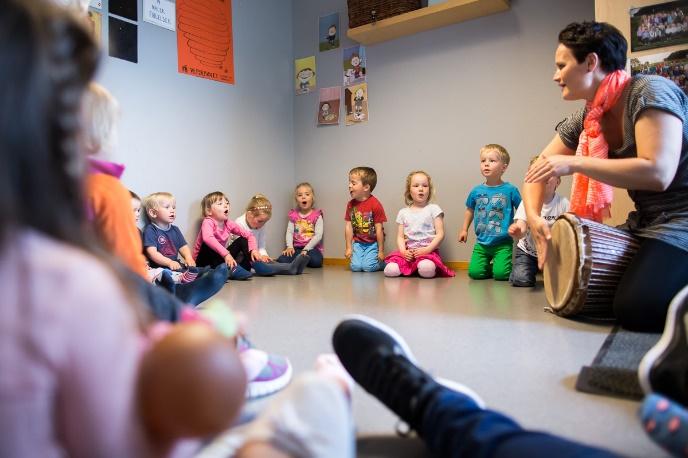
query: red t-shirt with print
[{"left": 344, "top": 195, "right": 387, "bottom": 243}]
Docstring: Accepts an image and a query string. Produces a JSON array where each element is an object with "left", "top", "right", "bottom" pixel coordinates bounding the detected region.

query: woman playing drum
[{"left": 524, "top": 21, "right": 688, "bottom": 332}]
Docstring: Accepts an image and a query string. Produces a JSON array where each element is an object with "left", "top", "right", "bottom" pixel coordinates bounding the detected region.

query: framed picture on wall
[
  {"left": 630, "top": 0, "right": 688, "bottom": 52},
  {"left": 630, "top": 49, "right": 688, "bottom": 95}
]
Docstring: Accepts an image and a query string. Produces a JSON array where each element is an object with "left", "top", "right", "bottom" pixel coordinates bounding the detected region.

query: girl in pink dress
[{"left": 384, "top": 171, "right": 455, "bottom": 278}]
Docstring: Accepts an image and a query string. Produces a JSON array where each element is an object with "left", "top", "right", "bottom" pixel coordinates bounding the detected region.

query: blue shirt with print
[{"left": 465, "top": 182, "right": 521, "bottom": 246}]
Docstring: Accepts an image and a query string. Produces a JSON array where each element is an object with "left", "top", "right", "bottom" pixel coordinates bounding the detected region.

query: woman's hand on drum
[
  {"left": 525, "top": 155, "right": 576, "bottom": 183},
  {"left": 529, "top": 216, "right": 552, "bottom": 269}
]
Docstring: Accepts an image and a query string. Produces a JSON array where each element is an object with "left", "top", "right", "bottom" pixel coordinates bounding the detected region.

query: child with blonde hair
[
  {"left": 277, "top": 183, "right": 324, "bottom": 268},
  {"left": 384, "top": 171, "right": 454, "bottom": 278},
  {"left": 459, "top": 144, "right": 521, "bottom": 281},
  {"left": 234, "top": 194, "right": 310, "bottom": 276}
]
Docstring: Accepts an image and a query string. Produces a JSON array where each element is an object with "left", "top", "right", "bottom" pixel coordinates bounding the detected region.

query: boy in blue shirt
[{"left": 458, "top": 144, "right": 521, "bottom": 280}]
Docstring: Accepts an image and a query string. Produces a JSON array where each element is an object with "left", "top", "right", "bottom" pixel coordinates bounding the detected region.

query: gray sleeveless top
[{"left": 557, "top": 75, "right": 688, "bottom": 252}]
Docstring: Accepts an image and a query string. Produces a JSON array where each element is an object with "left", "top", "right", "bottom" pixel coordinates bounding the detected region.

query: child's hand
[
  {"left": 377, "top": 251, "right": 385, "bottom": 262},
  {"left": 224, "top": 254, "right": 237, "bottom": 268},
  {"left": 250, "top": 250, "right": 262, "bottom": 262},
  {"left": 261, "top": 254, "right": 272, "bottom": 263},
  {"left": 282, "top": 247, "right": 295, "bottom": 257},
  {"left": 169, "top": 261, "right": 182, "bottom": 271},
  {"left": 186, "top": 259, "right": 196, "bottom": 268},
  {"left": 508, "top": 223, "right": 524, "bottom": 240},
  {"left": 345, "top": 248, "right": 352, "bottom": 259},
  {"left": 402, "top": 249, "right": 414, "bottom": 261},
  {"left": 458, "top": 230, "right": 468, "bottom": 243},
  {"left": 413, "top": 246, "right": 431, "bottom": 257}
]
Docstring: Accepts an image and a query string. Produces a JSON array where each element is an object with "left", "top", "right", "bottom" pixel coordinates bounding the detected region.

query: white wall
[
  {"left": 293, "top": 0, "right": 594, "bottom": 261},
  {"left": 97, "top": 0, "right": 294, "bottom": 253}
]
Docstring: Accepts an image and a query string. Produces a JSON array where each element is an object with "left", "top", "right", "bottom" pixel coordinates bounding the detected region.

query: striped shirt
[{"left": 557, "top": 75, "right": 688, "bottom": 252}]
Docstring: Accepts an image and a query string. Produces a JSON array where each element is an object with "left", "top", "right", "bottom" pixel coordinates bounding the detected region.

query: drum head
[{"left": 544, "top": 217, "right": 579, "bottom": 310}]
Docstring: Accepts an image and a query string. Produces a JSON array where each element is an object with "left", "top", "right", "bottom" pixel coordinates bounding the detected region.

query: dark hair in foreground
[
  {"left": 0, "top": 0, "right": 99, "bottom": 247},
  {"left": 558, "top": 21, "right": 627, "bottom": 73}
]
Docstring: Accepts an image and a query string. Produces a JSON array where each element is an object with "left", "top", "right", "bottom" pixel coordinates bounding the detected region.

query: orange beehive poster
[{"left": 177, "top": 0, "right": 234, "bottom": 84}]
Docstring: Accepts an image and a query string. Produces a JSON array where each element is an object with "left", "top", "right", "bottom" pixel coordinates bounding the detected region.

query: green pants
[{"left": 468, "top": 241, "right": 513, "bottom": 281}]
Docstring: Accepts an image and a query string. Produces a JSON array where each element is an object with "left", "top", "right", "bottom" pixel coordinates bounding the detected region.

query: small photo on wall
[
  {"left": 295, "top": 56, "right": 316, "bottom": 95},
  {"left": 317, "top": 86, "right": 341, "bottom": 125},
  {"left": 319, "top": 12, "right": 340, "bottom": 51},
  {"left": 631, "top": 49, "right": 688, "bottom": 94},
  {"left": 343, "top": 45, "right": 366, "bottom": 86},
  {"left": 630, "top": 1, "right": 688, "bottom": 52},
  {"left": 344, "top": 82, "right": 368, "bottom": 125}
]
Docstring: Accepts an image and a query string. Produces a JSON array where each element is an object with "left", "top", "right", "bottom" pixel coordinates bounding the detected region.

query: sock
[
  {"left": 179, "top": 269, "right": 199, "bottom": 283},
  {"left": 175, "top": 264, "right": 228, "bottom": 305},
  {"left": 640, "top": 393, "right": 688, "bottom": 457},
  {"left": 290, "top": 254, "right": 309, "bottom": 275}
]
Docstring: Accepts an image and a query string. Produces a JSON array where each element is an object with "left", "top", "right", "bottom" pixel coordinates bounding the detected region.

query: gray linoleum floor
[{"left": 214, "top": 266, "right": 667, "bottom": 458}]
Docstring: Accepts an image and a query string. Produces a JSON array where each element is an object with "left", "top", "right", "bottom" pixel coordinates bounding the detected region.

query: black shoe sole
[{"left": 638, "top": 284, "right": 688, "bottom": 404}]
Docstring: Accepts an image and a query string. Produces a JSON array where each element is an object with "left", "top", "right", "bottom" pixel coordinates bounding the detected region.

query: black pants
[
  {"left": 613, "top": 238, "right": 688, "bottom": 332},
  {"left": 195, "top": 237, "right": 251, "bottom": 271}
]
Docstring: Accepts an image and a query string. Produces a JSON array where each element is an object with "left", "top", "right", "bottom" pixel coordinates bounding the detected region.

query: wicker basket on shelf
[{"left": 347, "top": 0, "right": 422, "bottom": 28}]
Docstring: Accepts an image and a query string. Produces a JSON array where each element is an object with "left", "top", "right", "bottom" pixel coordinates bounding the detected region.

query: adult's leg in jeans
[
  {"left": 613, "top": 238, "right": 688, "bottom": 332},
  {"left": 129, "top": 269, "right": 184, "bottom": 322},
  {"left": 195, "top": 242, "right": 225, "bottom": 268},
  {"left": 229, "top": 237, "right": 252, "bottom": 271},
  {"left": 509, "top": 247, "right": 538, "bottom": 287},
  {"left": 422, "top": 388, "right": 618, "bottom": 458}
]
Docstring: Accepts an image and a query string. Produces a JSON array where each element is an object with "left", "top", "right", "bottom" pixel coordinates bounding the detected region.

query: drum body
[{"left": 543, "top": 213, "right": 640, "bottom": 317}]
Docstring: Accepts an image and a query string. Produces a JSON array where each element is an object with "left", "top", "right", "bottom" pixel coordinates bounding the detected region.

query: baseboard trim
[{"left": 323, "top": 258, "right": 469, "bottom": 270}]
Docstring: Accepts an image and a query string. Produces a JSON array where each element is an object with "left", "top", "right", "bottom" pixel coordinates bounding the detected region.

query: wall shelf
[{"left": 346, "top": 0, "right": 510, "bottom": 45}]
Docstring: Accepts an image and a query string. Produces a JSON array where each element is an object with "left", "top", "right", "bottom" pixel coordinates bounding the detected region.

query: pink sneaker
[{"left": 238, "top": 335, "right": 292, "bottom": 399}]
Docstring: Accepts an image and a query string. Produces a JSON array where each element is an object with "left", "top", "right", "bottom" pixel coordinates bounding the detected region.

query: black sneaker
[
  {"left": 332, "top": 315, "right": 484, "bottom": 434},
  {"left": 639, "top": 284, "right": 688, "bottom": 405}
]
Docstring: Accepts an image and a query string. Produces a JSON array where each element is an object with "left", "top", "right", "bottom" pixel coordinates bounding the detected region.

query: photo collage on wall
[
  {"left": 296, "top": 11, "right": 369, "bottom": 126},
  {"left": 630, "top": 0, "right": 688, "bottom": 95}
]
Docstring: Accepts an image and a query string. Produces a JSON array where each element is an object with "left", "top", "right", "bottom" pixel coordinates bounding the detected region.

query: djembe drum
[{"left": 543, "top": 213, "right": 640, "bottom": 318}]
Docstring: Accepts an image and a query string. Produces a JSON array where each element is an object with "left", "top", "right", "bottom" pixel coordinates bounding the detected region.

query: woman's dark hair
[
  {"left": 558, "top": 21, "right": 627, "bottom": 73},
  {"left": 0, "top": 0, "right": 99, "bottom": 247}
]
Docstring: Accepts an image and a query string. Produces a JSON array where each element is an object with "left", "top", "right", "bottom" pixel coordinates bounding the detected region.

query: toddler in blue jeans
[
  {"left": 508, "top": 156, "right": 569, "bottom": 287},
  {"left": 344, "top": 166, "right": 387, "bottom": 272}
]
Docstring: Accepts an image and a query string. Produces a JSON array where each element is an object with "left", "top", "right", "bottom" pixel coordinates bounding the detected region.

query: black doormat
[{"left": 576, "top": 326, "right": 660, "bottom": 400}]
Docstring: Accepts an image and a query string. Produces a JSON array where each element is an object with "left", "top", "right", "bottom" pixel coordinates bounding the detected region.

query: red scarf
[{"left": 570, "top": 70, "right": 630, "bottom": 222}]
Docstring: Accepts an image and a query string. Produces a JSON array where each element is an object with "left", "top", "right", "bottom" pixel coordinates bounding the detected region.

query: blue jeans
[
  {"left": 350, "top": 241, "right": 385, "bottom": 272},
  {"left": 422, "top": 388, "right": 618, "bottom": 457},
  {"left": 509, "top": 246, "right": 538, "bottom": 287},
  {"left": 277, "top": 248, "right": 323, "bottom": 268}
]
